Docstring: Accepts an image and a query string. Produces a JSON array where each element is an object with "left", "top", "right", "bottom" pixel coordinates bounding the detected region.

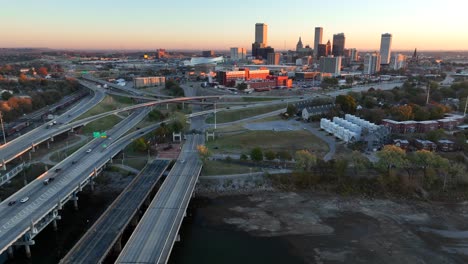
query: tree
[
  {"left": 148, "top": 109, "right": 165, "bottom": 121},
  {"left": 169, "top": 112, "right": 187, "bottom": 133},
  {"left": 335, "top": 95, "right": 357, "bottom": 114},
  {"left": 345, "top": 77, "right": 354, "bottom": 85},
  {"left": 196, "top": 145, "right": 211, "bottom": 164},
  {"left": 426, "top": 129, "right": 445, "bottom": 142},
  {"left": 264, "top": 150, "right": 276, "bottom": 161},
  {"left": 237, "top": 83, "right": 248, "bottom": 91},
  {"left": 240, "top": 153, "right": 248, "bottom": 161},
  {"left": 376, "top": 145, "right": 406, "bottom": 176},
  {"left": 412, "top": 150, "right": 436, "bottom": 181},
  {"left": 37, "top": 67, "right": 48, "bottom": 77},
  {"left": 276, "top": 151, "right": 292, "bottom": 161},
  {"left": 250, "top": 147, "right": 263, "bottom": 162},
  {"left": 391, "top": 105, "right": 414, "bottom": 121},
  {"left": 350, "top": 150, "right": 369, "bottom": 175},
  {"left": 286, "top": 104, "right": 297, "bottom": 116},
  {"left": 294, "top": 150, "right": 316, "bottom": 171},
  {"left": 133, "top": 137, "right": 148, "bottom": 152},
  {"left": 165, "top": 79, "right": 178, "bottom": 89},
  {"left": 1, "top": 91, "right": 12, "bottom": 101}
]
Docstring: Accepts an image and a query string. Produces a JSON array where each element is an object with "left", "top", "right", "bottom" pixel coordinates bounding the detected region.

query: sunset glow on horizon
[{"left": 1, "top": 0, "right": 467, "bottom": 51}]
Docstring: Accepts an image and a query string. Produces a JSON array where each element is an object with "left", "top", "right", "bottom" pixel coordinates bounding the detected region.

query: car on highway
[
  {"left": 43, "top": 177, "right": 55, "bottom": 185},
  {"left": 86, "top": 148, "right": 92, "bottom": 153},
  {"left": 20, "top": 197, "right": 29, "bottom": 203},
  {"left": 8, "top": 200, "right": 16, "bottom": 206},
  {"left": 180, "top": 159, "right": 185, "bottom": 164},
  {"left": 55, "top": 168, "right": 62, "bottom": 172}
]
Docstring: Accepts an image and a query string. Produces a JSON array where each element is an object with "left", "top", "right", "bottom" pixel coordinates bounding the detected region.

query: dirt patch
[{"left": 201, "top": 191, "right": 468, "bottom": 263}]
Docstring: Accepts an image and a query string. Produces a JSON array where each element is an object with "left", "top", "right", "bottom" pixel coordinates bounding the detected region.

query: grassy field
[
  {"left": 77, "top": 95, "right": 133, "bottom": 120},
  {"left": 206, "top": 130, "right": 329, "bottom": 157},
  {"left": 205, "top": 104, "right": 286, "bottom": 124},
  {"left": 82, "top": 115, "right": 123, "bottom": 134},
  {"left": 201, "top": 160, "right": 261, "bottom": 176}
]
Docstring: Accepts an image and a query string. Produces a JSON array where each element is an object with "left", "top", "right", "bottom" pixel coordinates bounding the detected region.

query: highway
[
  {"left": 60, "top": 159, "right": 170, "bottom": 264},
  {"left": 0, "top": 107, "right": 153, "bottom": 255},
  {"left": 0, "top": 82, "right": 105, "bottom": 169},
  {"left": 116, "top": 134, "right": 204, "bottom": 264}
]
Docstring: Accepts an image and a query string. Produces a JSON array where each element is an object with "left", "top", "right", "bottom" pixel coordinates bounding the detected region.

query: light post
[
  {"left": 214, "top": 102, "right": 217, "bottom": 130},
  {"left": 0, "top": 111, "right": 6, "bottom": 145}
]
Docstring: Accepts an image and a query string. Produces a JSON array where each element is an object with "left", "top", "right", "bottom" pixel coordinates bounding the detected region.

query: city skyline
[{"left": 1, "top": 0, "right": 467, "bottom": 51}]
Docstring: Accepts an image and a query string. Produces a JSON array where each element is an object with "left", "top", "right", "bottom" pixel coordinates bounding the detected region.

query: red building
[
  {"left": 437, "top": 119, "right": 458, "bottom": 130},
  {"left": 414, "top": 139, "right": 437, "bottom": 151},
  {"left": 437, "top": 139, "right": 456, "bottom": 152},
  {"left": 417, "top": 121, "right": 439, "bottom": 133},
  {"left": 393, "top": 139, "right": 410, "bottom": 150}
]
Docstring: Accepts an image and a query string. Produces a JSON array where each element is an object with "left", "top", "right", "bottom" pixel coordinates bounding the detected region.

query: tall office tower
[
  {"left": 364, "top": 52, "right": 381, "bottom": 74},
  {"left": 296, "top": 37, "right": 303, "bottom": 52},
  {"left": 267, "top": 52, "right": 281, "bottom": 65},
  {"left": 319, "top": 56, "right": 341, "bottom": 77},
  {"left": 255, "top": 23, "right": 268, "bottom": 46},
  {"left": 314, "top": 27, "right": 323, "bottom": 57},
  {"left": 332, "top": 33, "right": 346, "bottom": 57},
  {"left": 230, "top": 47, "right": 246, "bottom": 61},
  {"left": 349, "top": 48, "right": 358, "bottom": 61},
  {"left": 379, "top": 33, "right": 392, "bottom": 64}
]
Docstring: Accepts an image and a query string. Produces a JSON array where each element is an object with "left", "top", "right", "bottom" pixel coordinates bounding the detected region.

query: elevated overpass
[
  {"left": 116, "top": 134, "right": 204, "bottom": 264},
  {"left": 60, "top": 159, "right": 170, "bottom": 264},
  {"left": 0, "top": 109, "right": 160, "bottom": 257}
]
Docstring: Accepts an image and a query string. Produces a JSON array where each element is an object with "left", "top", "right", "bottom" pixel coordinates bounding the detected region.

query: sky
[{"left": 0, "top": 0, "right": 467, "bottom": 51}]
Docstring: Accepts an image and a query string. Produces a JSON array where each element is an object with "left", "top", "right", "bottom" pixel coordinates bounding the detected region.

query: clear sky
[{"left": 0, "top": 0, "right": 467, "bottom": 51}]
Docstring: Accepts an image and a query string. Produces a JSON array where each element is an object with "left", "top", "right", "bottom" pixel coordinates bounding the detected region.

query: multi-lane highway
[
  {"left": 116, "top": 134, "right": 204, "bottom": 264},
  {"left": 0, "top": 82, "right": 105, "bottom": 168},
  {"left": 60, "top": 159, "right": 170, "bottom": 264},
  {"left": 0, "top": 108, "right": 152, "bottom": 255}
]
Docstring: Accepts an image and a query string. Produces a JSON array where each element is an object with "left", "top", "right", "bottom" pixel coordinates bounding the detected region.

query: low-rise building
[
  {"left": 417, "top": 120, "right": 439, "bottom": 133},
  {"left": 414, "top": 139, "right": 437, "bottom": 151},
  {"left": 302, "top": 104, "right": 334, "bottom": 121},
  {"left": 133, "top": 76, "right": 165, "bottom": 88},
  {"left": 437, "top": 139, "right": 456, "bottom": 152},
  {"left": 393, "top": 139, "right": 410, "bottom": 150}
]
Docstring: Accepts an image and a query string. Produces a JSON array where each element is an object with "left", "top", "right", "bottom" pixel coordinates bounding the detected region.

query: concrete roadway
[
  {"left": 0, "top": 108, "right": 150, "bottom": 254},
  {"left": 116, "top": 134, "right": 204, "bottom": 264},
  {"left": 0, "top": 83, "right": 105, "bottom": 169},
  {"left": 60, "top": 159, "right": 170, "bottom": 264}
]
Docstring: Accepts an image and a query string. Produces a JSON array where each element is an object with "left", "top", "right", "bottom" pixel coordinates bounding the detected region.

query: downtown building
[
  {"left": 332, "top": 33, "right": 346, "bottom": 57},
  {"left": 314, "top": 27, "right": 323, "bottom": 58},
  {"left": 364, "top": 52, "right": 381, "bottom": 74},
  {"left": 390, "top": 53, "right": 407, "bottom": 70},
  {"left": 252, "top": 23, "right": 275, "bottom": 59},
  {"left": 319, "top": 56, "right": 341, "bottom": 77},
  {"left": 230, "top": 47, "right": 247, "bottom": 61},
  {"left": 267, "top": 52, "right": 281, "bottom": 65},
  {"left": 379, "top": 33, "right": 392, "bottom": 65},
  {"left": 317, "top": 40, "right": 332, "bottom": 58}
]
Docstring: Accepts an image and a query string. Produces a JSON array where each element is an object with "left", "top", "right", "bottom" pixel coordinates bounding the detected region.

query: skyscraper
[
  {"left": 317, "top": 40, "right": 331, "bottom": 58},
  {"left": 364, "top": 52, "right": 381, "bottom": 74},
  {"left": 314, "top": 27, "right": 323, "bottom": 57},
  {"left": 332, "top": 33, "right": 346, "bottom": 57},
  {"left": 267, "top": 52, "right": 281, "bottom": 65},
  {"left": 379, "top": 33, "right": 392, "bottom": 65},
  {"left": 255, "top": 23, "right": 268, "bottom": 46}
]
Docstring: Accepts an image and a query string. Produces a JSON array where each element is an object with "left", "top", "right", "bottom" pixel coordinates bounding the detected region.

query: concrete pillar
[
  {"left": 57, "top": 199, "right": 63, "bottom": 210},
  {"left": 182, "top": 102, "right": 185, "bottom": 109},
  {"left": 166, "top": 104, "right": 169, "bottom": 110},
  {"left": 90, "top": 179, "right": 95, "bottom": 192},
  {"left": 31, "top": 144, "right": 35, "bottom": 153},
  {"left": 52, "top": 219, "right": 58, "bottom": 231},
  {"left": 114, "top": 236, "right": 122, "bottom": 253},
  {"left": 7, "top": 246, "right": 14, "bottom": 259},
  {"left": 2, "top": 160, "right": 6, "bottom": 171},
  {"left": 44, "top": 165, "right": 48, "bottom": 171},
  {"left": 24, "top": 244, "right": 31, "bottom": 258},
  {"left": 131, "top": 215, "right": 139, "bottom": 227},
  {"left": 28, "top": 151, "right": 32, "bottom": 161},
  {"left": 144, "top": 197, "right": 151, "bottom": 207},
  {"left": 50, "top": 136, "right": 54, "bottom": 142},
  {"left": 46, "top": 141, "right": 50, "bottom": 149},
  {"left": 176, "top": 234, "right": 181, "bottom": 242},
  {"left": 109, "top": 157, "right": 113, "bottom": 164},
  {"left": 72, "top": 193, "right": 79, "bottom": 210}
]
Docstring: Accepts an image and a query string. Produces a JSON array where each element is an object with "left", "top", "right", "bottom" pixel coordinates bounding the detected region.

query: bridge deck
[
  {"left": 116, "top": 135, "right": 203, "bottom": 264},
  {"left": 60, "top": 159, "right": 170, "bottom": 264}
]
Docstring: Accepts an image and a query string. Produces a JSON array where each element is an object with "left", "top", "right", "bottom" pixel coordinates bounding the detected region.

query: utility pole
[
  {"left": 214, "top": 102, "right": 217, "bottom": 130},
  {"left": 464, "top": 95, "right": 468, "bottom": 117},
  {"left": 0, "top": 111, "right": 6, "bottom": 145}
]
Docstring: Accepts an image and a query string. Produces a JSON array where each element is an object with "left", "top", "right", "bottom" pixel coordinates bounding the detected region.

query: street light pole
[
  {"left": 214, "top": 102, "right": 217, "bottom": 130},
  {"left": 0, "top": 111, "right": 6, "bottom": 145}
]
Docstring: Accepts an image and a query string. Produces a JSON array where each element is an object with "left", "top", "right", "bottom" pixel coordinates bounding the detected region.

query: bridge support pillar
[
  {"left": 7, "top": 246, "right": 14, "bottom": 259},
  {"left": 50, "top": 137, "right": 54, "bottom": 142},
  {"left": 2, "top": 160, "right": 5, "bottom": 171},
  {"left": 24, "top": 244, "right": 31, "bottom": 258},
  {"left": 46, "top": 141, "right": 50, "bottom": 149},
  {"left": 166, "top": 104, "right": 169, "bottom": 110},
  {"left": 72, "top": 193, "right": 79, "bottom": 210},
  {"left": 113, "top": 236, "right": 122, "bottom": 253},
  {"left": 176, "top": 234, "right": 181, "bottom": 242},
  {"left": 44, "top": 165, "right": 48, "bottom": 171},
  {"left": 57, "top": 199, "right": 63, "bottom": 210},
  {"left": 144, "top": 197, "right": 151, "bottom": 207},
  {"left": 109, "top": 157, "right": 113, "bottom": 164},
  {"left": 52, "top": 219, "right": 58, "bottom": 231},
  {"left": 182, "top": 102, "right": 185, "bottom": 109},
  {"left": 130, "top": 214, "right": 139, "bottom": 227},
  {"left": 90, "top": 179, "right": 95, "bottom": 192},
  {"left": 31, "top": 144, "right": 35, "bottom": 153}
]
